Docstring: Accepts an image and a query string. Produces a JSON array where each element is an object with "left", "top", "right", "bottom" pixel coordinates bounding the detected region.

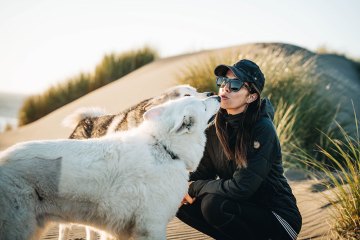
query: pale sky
[{"left": 0, "top": 0, "right": 359, "bottom": 94}]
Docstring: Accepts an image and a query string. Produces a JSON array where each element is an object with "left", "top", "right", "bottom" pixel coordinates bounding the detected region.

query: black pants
[{"left": 176, "top": 194, "right": 293, "bottom": 240}]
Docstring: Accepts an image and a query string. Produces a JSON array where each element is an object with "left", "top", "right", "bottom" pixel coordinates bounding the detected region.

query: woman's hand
[
  {"left": 179, "top": 182, "right": 196, "bottom": 207},
  {"left": 180, "top": 193, "right": 195, "bottom": 206}
]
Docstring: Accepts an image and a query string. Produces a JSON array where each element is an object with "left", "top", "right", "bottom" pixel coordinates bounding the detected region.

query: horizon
[{"left": 1, "top": 0, "right": 359, "bottom": 95}]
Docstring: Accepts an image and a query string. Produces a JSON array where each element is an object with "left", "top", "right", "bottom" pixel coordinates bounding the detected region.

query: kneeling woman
[{"left": 177, "top": 59, "right": 302, "bottom": 240}]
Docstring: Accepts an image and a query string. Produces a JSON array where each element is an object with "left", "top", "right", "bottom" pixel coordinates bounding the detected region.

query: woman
[{"left": 177, "top": 59, "right": 302, "bottom": 240}]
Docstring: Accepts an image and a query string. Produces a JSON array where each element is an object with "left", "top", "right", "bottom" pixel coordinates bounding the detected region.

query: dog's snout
[
  {"left": 214, "top": 96, "right": 221, "bottom": 102},
  {"left": 206, "top": 92, "right": 216, "bottom": 97}
]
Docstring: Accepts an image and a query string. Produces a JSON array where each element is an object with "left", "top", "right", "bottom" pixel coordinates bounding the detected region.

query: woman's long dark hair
[{"left": 215, "top": 84, "right": 262, "bottom": 168}]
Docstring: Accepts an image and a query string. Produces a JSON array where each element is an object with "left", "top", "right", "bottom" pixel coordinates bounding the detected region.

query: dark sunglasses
[{"left": 216, "top": 76, "right": 252, "bottom": 92}]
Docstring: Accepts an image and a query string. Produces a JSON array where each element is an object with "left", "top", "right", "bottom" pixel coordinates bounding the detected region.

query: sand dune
[
  {"left": 1, "top": 43, "right": 358, "bottom": 239},
  {"left": 0, "top": 46, "right": 231, "bottom": 149},
  {"left": 1, "top": 43, "right": 359, "bottom": 149}
]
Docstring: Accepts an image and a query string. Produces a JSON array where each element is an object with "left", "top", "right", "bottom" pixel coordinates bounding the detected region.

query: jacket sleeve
[
  {"left": 189, "top": 119, "right": 277, "bottom": 200},
  {"left": 189, "top": 129, "right": 217, "bottom": 181}
]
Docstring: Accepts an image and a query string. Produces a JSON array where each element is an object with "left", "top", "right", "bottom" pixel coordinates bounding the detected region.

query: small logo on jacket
[{"left": 254, "top": 141, "right": 260, "bottom": 149}]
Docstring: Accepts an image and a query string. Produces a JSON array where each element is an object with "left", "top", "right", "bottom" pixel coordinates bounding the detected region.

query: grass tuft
[
  {"left": 294, "top": 105, "right": 360, "bottom": 239},
  {"left": 18, "top": 47, "right": 158, "bottom": 126}
]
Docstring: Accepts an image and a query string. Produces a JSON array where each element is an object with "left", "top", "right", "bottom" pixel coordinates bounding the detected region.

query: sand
[
  {"left": 38, "top": 178, "right": 333, "bottom": 240},
  {"left": 1, "top": 43, "right": 349, "bottom": 239}
]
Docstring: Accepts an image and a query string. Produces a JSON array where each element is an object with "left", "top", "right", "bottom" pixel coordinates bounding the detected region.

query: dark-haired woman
[{"left": 177, "top": 59, "right": 302, "bottom": 240}]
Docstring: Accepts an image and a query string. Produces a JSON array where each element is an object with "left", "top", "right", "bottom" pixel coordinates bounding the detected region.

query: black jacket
[{"left": 188, "top": 98, "right": 302, "bottom": 233}]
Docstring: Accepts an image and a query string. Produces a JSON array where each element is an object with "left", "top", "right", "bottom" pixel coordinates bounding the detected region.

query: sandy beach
[{"left": 1, "top": 44, "right": 351, "bottom": 239}]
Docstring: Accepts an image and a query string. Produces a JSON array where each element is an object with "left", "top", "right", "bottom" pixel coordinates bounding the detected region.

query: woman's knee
[{"left": 201, "top": 194, "right": 239, "bottom": 227}]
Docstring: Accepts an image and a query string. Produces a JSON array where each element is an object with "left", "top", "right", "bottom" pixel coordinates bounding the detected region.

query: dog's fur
[
  {"left": 0, "top": 96, "right": 220, "bottom": 240},
  {"left": 63, "top": 85, "right": 214, "bottom": 139}
]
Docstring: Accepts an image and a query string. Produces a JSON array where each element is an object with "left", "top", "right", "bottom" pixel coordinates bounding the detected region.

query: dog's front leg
[
  {"left": 134, "top": 224, "right": 167, "bottom": 240},
  {"left": 85, "top": 226, "right": 98, "bottom": 240},
  {"left": 58, "top": 224, "right": 71, "bottom": 240}
]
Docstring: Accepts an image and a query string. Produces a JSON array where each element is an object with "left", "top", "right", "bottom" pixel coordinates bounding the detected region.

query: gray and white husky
[
  {"left": 0, "top": 96, "right": 220, "bottom": 240},
  {"left": 63, "top": 85, "right": 214, "bottom": 139}
]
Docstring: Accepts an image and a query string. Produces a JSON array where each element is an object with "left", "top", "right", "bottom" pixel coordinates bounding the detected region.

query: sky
[{"left": 0, "top": 0, "right": 359, "bottom": 95}]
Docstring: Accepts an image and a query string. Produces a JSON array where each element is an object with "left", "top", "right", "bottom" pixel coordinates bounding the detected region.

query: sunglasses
[{"left": 216, "top": 76, "right": 252, "bottom": 92}]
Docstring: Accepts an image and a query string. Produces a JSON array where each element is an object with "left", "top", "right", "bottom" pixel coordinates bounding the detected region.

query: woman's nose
[{"left": 223, "top": 83, "right": 231, "bottom": 93}]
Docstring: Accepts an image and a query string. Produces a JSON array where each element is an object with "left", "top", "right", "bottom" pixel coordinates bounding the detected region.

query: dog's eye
[
  {"left": 184, "top": 94, "right": 191, "bottom": 97},
  {"left": 185, "top": 116, "right": 193, "bottom": 129}
]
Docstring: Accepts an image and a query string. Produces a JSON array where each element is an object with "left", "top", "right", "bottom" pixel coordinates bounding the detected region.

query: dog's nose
[
  {"left": 206, "top": 92, "right": 216, "bottom": 97},
  {"left": 214, "top": 96, "right": 221, "bottom": 102}
]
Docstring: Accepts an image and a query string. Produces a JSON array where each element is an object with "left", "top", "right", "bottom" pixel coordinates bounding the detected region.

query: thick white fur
[{"left": 0, "top": 96, "right": 219, "bottom": 240}]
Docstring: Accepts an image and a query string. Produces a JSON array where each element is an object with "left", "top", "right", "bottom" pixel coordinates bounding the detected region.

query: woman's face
[{"left": 219, "top": 70, "right": 256, "bottom": 115}]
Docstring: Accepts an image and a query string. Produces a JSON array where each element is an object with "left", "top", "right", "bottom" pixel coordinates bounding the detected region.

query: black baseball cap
[{"left": 214, "top": 59, "right": 265, "bottom": 94}]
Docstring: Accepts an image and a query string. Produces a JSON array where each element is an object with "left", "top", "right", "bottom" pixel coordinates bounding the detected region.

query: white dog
[
  {"left": 0, "top": 96, "right": 220, "bottom": 240},
  {"left": 59, "top": 85, "right": 214, "bottom": 240}
]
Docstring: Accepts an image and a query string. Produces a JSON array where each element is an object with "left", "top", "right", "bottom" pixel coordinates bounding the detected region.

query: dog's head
[
  {"left": 169, "top": 85, "right": 215, "bottom": 99},
  {"left": 143, "top": 96, "right": 220, "bottom": 171},
  {"left": 146, "top": 85, "right": 214, "bottom": 110}
]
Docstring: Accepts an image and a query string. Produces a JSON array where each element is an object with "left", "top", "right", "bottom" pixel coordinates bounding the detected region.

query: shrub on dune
[
  {"left": 296, "top": 106, "right": 360, "bottom": 239},
  {"left": 18, "top": 47, "right": 158, "bottom": 126}
]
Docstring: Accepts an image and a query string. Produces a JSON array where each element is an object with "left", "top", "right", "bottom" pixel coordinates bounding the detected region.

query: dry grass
[
  {"left": 295, "top": 105, "right": 360, "bottom": 239},
  {"left": 18, "top": 47, "right": 158, "bottom": 126}
]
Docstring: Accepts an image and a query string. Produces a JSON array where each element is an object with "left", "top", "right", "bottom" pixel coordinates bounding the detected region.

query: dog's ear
[
  {"left": 143, "top": 106, "right": 164, "bottom": 121},
  {"left": 170, "top": 114, "right": 194, "bottom": 134}
]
